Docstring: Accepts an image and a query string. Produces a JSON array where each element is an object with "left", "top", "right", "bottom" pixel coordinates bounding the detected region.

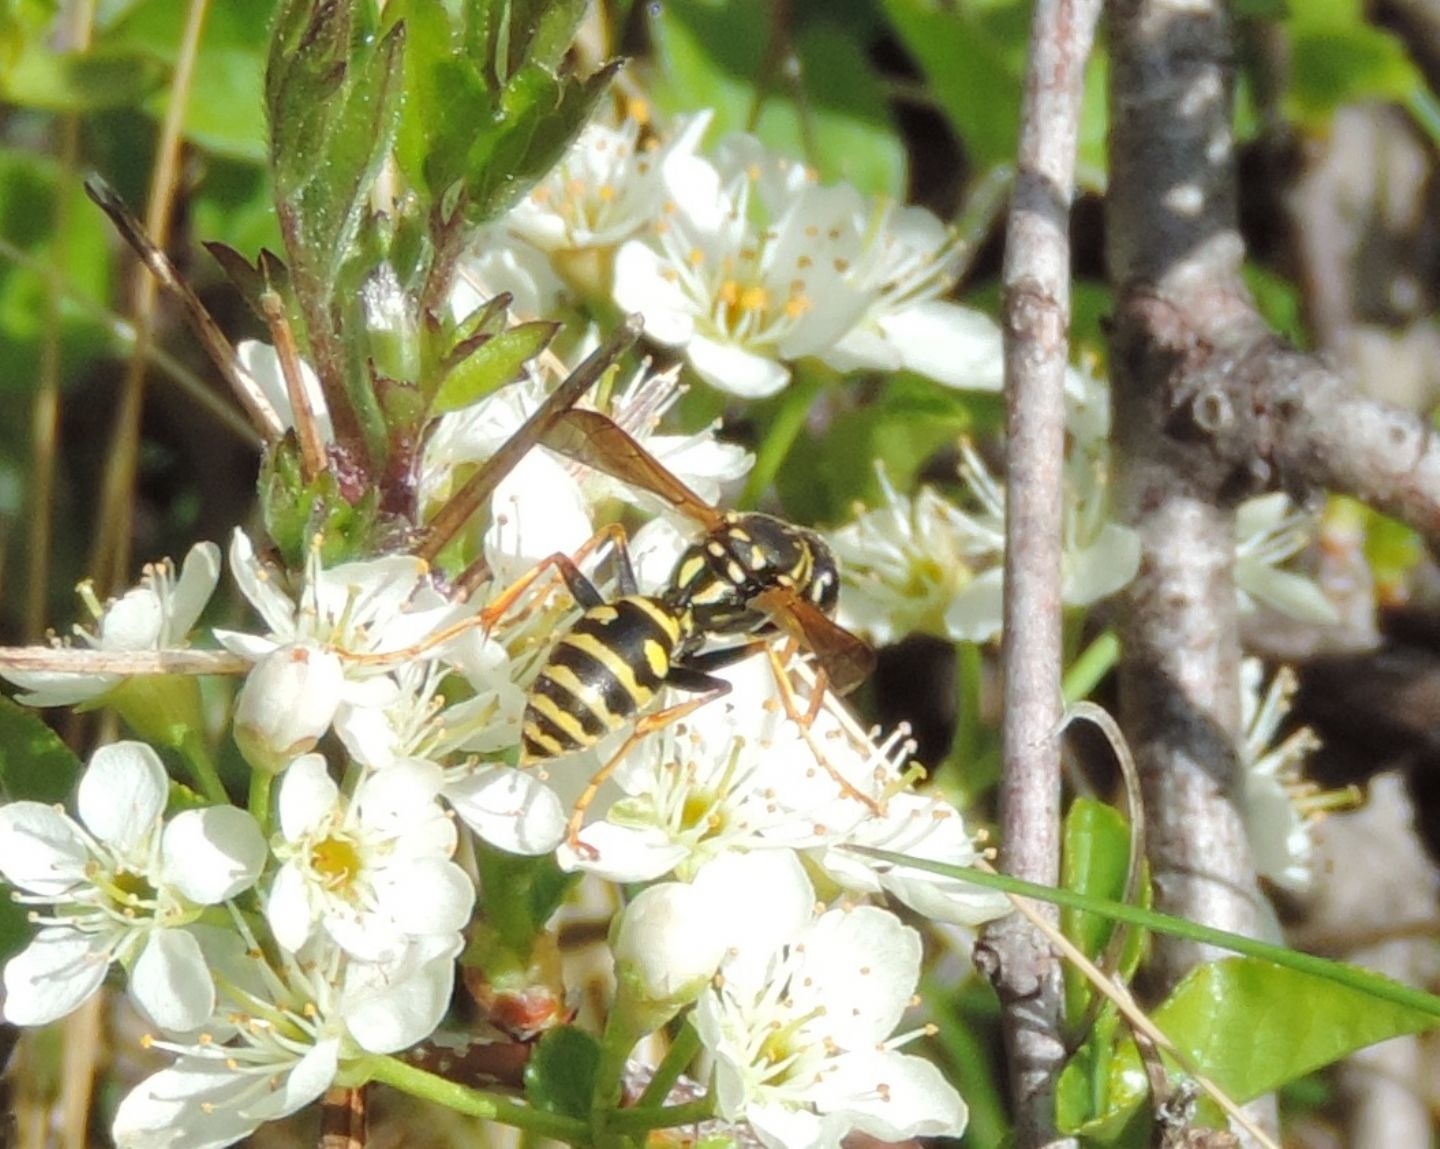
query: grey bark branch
[
  {"left": 1108, "top": 0, "right": 1271, "bottom": 989},
  {"left": 978, "top": 1, "right": 1100, "bottom": 1144}
]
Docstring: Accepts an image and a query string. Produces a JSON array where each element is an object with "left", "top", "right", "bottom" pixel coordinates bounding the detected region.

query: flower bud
[
  {"left": 611, "top": 881, "right": 725, "bottom": 1034},
  {"left": 234, "top": 642, "right": 344, "bottom": 774}
]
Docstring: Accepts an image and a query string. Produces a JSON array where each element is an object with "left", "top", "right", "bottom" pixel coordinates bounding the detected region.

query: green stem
[
  {"left": 1062, "top": 629, "right": 1119, "bottom": 705},
  {"left": 606, "top": 1097, "right": 714, "bottom": 1133},
  {"left": 636, "top": 1021, "right": 701, "bottom": 1109},
  {"left": 739, "top": 368, "right": 826, "bottom": 509},
  {"left": 179, "top": 729, "right": 229, "bottom": 806},
  {"left": 853, "top": 848, "right": 1440, "bottom": 1020},
  {"left": 363, "top": 1055, "right": 589, "bottom": 1144},
  {"left": 247, "top": 770, "right": 273, "bottom": 836},
  {"left": 590, "top": 1001, "right": 646, "bottom": 1149}
]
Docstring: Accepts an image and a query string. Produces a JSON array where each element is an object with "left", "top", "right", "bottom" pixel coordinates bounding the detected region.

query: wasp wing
[
  {"left": 540, "top": 408, "right": 724, "bottom": 531},
  {"left": 752, "top": 587, "right": 876, "bottom": 696}
]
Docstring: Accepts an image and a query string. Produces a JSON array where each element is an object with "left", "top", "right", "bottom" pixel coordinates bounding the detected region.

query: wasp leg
[
  {"left": 345, "top": 524, "right": 631, "bottom": 670},
  {"left": 765, "top": 641, "right": 883, "bottom": 813},
  {"left": 564, "top": 678, "right": 732, "bottom": 858}
]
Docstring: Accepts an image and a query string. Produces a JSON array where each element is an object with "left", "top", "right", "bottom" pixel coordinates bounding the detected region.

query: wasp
[{"left": 491, "top": 408, "right": 877, "bottom": 847}]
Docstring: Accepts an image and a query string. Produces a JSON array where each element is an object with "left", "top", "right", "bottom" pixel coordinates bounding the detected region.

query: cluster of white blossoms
[
  {"left": 0, "top": 332, "right": 1009, "bottom": 1147},
  {"left": 827, "top": 365, "right": 1339, "bottom": 647},
  {"left": 464, "top": 104, "right": 1012, "bottom": 399}
]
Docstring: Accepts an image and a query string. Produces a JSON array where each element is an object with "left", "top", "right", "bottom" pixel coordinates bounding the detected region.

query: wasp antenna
[
  {"left": 84, "top": 175, "right": 285, "bottom": 443},
  {"left": 416, "top": 315, "right": 645, "bottom": 564}
]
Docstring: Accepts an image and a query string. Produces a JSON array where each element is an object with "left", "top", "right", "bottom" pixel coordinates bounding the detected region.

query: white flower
[
  {"left": 555, "top": 657, "right": 889, "bottom": 882},
  {"left": 423, "top": 358, "right": 751, "bottom": 525},
  {"left": 832, "top": 446, "right": 1139, "bottom": 647},
  {"left": 1239, "top": 659, "right": 1322, "bottom": 892},
  {"left": 816, "top": 791, "right": 1010, "bottom": 927},
  {"left": 329, "top": 643, "right": 567, "bottom": 857},
  {"left": 0, "top": 742, "right": 264, "bottom": 1030},
  {"left": 507, "top": 110, "right": 712, "bottom": 254},
  {"left": 1, "top": 543, "right": 220, "bottom": 707},
  {"left": 830, "top": 466, "right": 1005, "bottom": 646},
  {"left": 216, "top": 531, "right": 468, "bottom": 763},
  {"left": 236, "top": 340, "right": 333, "bottom": 442},
  {"left": 233, "top": 642, "right": 346, "bottom": 774},
  {"left": 611, "top": 880, "right": 727, "bottom": 1019},
  {"left": 1235, "top": 493, "right": 1340, "bottom": 625},
  {"left": 612, "top": 144, "right": 869, "bottom": 397},
  {"left": 696, "top": 899, "right": 967, "bottom": 1149},
  {"left": 112, "top": 928, "right": 460, "bottom": 1149},
  {"left": 266, "top": 755, "right": 474, "bottom": 960}
]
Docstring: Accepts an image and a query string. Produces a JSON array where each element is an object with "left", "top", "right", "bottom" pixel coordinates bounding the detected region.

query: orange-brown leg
[
  {"left": 345, "top": 525, "right": 630, "bottom": 670},
  {"left": 565, "top": 690, "right": 727, "bottom": 858},
  {"left": 765, "top": 642, "right": 882, "bottom": 813}
]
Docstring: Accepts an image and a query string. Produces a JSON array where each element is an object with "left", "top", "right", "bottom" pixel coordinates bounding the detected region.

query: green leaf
[
  {"left": 777, "top": 374, "right": 992, "bottom": 524},
  {"left": 1061, "top": 798, "right": 1143, "bottom": 1023},
  {"left": 431, "top": 322, "right": 555, "bottom": 415},
  {"left": 0, "top": 695, "right": 82, "bottom": 804},
  {"left": 1060, "top": 957, "right": 1440, "bottom": 1136},
  {"left": 881, "top": 0, "right": 1108, "bottom": 189},
  {"left": 476, "top": 843, "right": 577, "bottom": 952},
  {"left": 1286, "top": 0, "right": 1425, "bottom": 127},
  {"left": 0, "top": 150, "right": 113, "bottom": 395},
  {"left": 462, "top": 60, "right": 619, "bottom": 226},
  {"left": 650, "top": 0, "right": 906, "bottom": 197},
  {"left": 0, "top": 46, "right": 167, "bottom": 110},
  {"left": 103, "top": 0, "right": 276, "bottom": 162},
  {"left": 524, "top": 1026, "right": 601, "bottom": 1119}
]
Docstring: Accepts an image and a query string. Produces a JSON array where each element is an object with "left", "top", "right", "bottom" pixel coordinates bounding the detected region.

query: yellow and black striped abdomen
[{"left": 520, "top": 595, "right": 690, "bottom": 764}]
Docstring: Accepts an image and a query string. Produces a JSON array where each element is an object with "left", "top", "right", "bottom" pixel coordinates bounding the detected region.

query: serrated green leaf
[
  {"left": 524, "top": 1026, "right": 601, "bottom": 1119},
  {"left": 463, "top": 61, "right": 617, "bottom": 226},
  {"left": 1060, "top": 957, "right": 1440, "bottom": 1136},
  {"left": 431, "top": 322, "right": 555, "bottom": 415},
  {"left": 650, "top": 0, "right": 905, "bottom": 197},
  {"left": 0, "top": 695, "right": 82, "bottom": 804}
]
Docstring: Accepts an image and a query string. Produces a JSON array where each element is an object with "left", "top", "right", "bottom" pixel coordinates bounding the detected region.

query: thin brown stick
[
  {"left": 976, "top": 1, "right": 1100, "bottom": 1145},
  {"left": 263, "top": 291, "right": 328, "bottom": 481},
  {"left": 0, "top": 648, "right": 249, "bottom": 676}
]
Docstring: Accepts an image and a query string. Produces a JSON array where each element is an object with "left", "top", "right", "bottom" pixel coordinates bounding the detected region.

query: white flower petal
[
  {"left": 169, "top": 542, "right": 223, "bottom": 636},
  {"left": 2, "top": 926, "right": 111, "bottom": 1026},
  {"left": 0, "top": 802, "right": 89, "bottom": 895},
  {"left": 277, "top": 754, "right": 338, "bottom": 841},
  {"left": 687, "top": 335, "right": 790, "bottom": 398},
  {"left": 78, "top": 742, "right": 167, "bottom": 854},
  {"left": 816, "top": 1048, "right": 968, "bottom": 1141},
  {"left": 265, "top": 862, "right": 315, "bottom": 954},
  {"left": 161, "top": 806, "right": 267, "bottom": 904},
  {"left": 445, "top": 766, "right": 567, "bottom": 856},
  {"left": 613, "top": 241, "right": 698, "bottom": 345},
  {"left": 375, "top": 859, "right": 475, "bottom": 937},
  {"left": 343, "top": 936, "right": 461, "bottom": 1052},
  {"left": 130, "top": 929, "right": 215, "bottom": 1032}
]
